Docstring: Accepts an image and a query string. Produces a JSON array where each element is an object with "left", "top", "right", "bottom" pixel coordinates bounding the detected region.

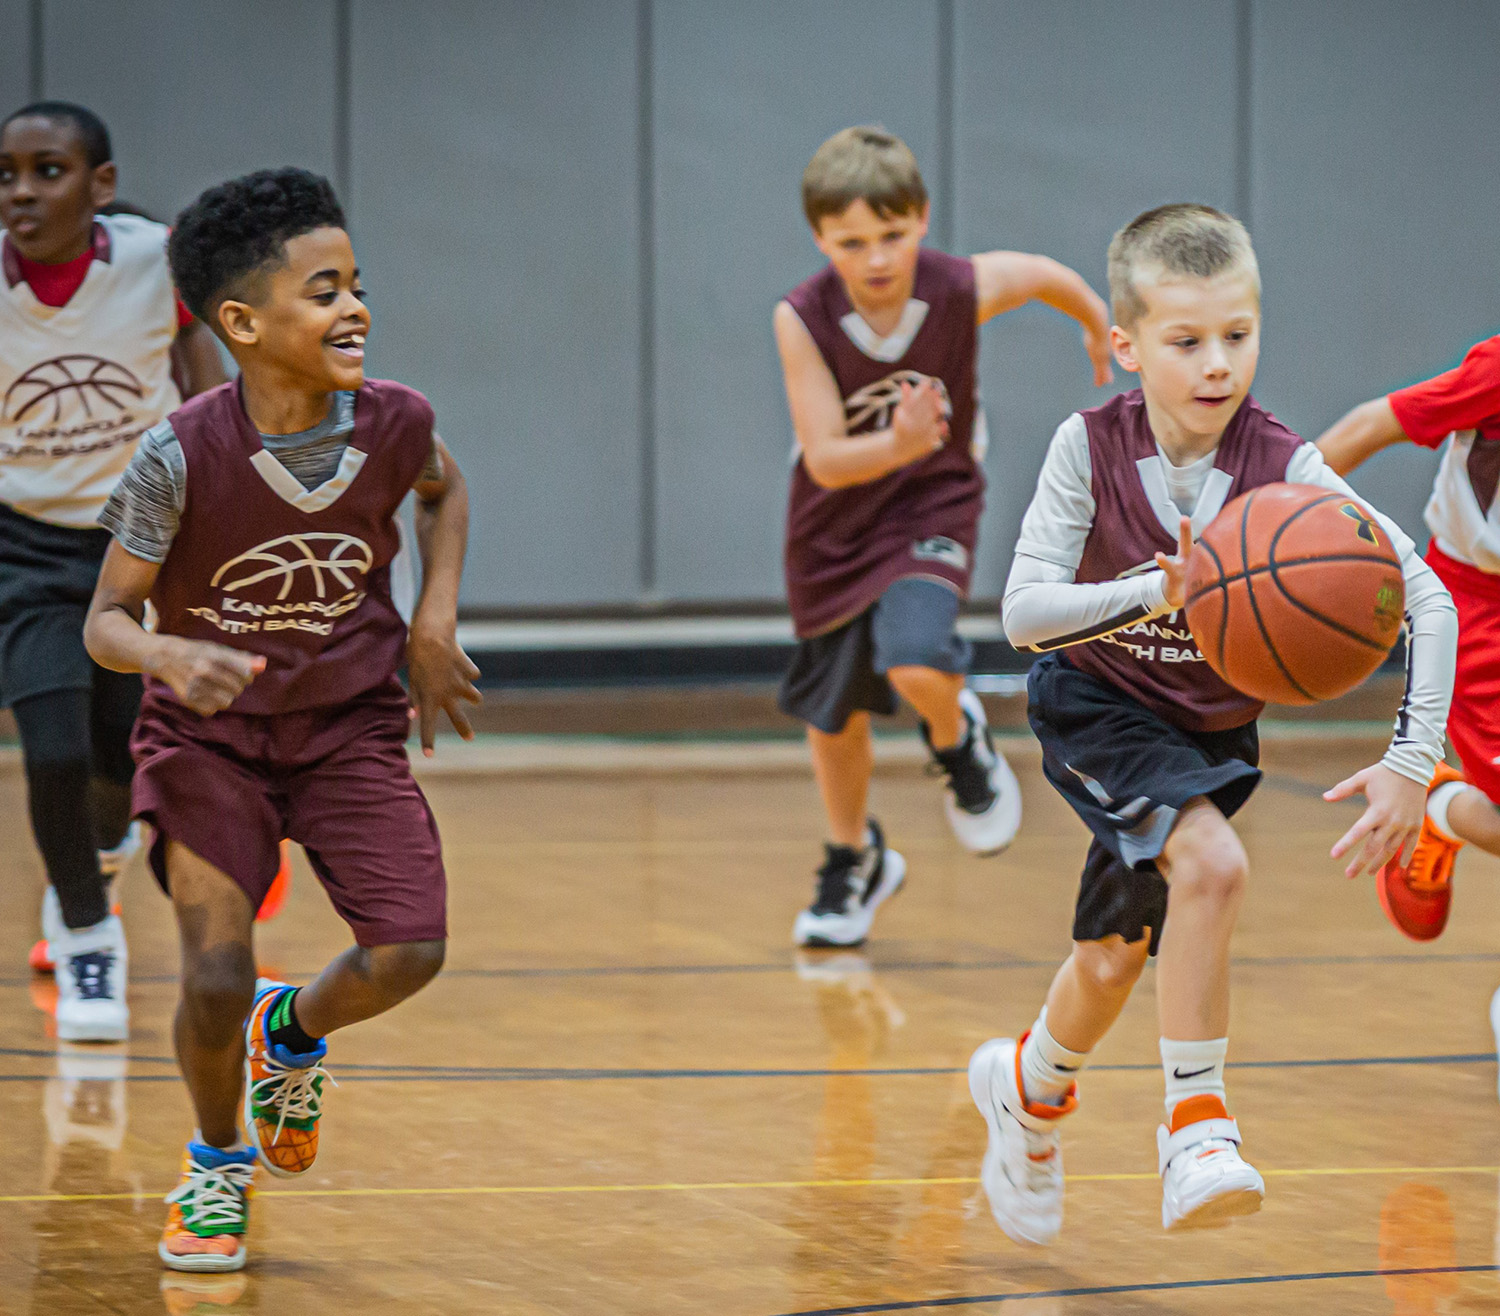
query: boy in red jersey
[
  {"left": 84, "top": 168, "right": 480, "bottom": 1272},
  {"left": 776, "top": 126, "right": 1112, "bottom": 948},
  {"left": 972, "top": 204, "right": 1455, "bottom": 1242},
  {"left": 0, "top": 102, "right": 225, "bottom": 1036},
  {"left": 1318, "top": 337, "right": 1500, "bottom": 942}
]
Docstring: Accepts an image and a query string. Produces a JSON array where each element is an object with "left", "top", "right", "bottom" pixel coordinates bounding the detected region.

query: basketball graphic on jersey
[
  {"left": 843, "top": 370, "right": 951, "bottom": 434},
  {"left": 2, "top": 354, "right": 146, "bottom": 426},
  {"left": 212, "top": 533, "right": 375, "bottom": 601}
]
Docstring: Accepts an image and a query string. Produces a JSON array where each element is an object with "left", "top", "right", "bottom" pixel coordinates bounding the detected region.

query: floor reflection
[{"left": 1380, "top": 1182, "right": 1458, "bottom": 1316}]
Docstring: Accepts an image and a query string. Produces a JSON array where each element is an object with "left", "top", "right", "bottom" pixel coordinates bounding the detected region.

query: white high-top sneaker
[
  {"left": 1157, "top": 1100, "right": 1264, "bottom": 1230},
  {"left": 34, "top": 822, "right": 139, "bottom": 973},
  {"left": 968, "top": 1035, "right": 1074, "bottom": 1245},
  {"left": 925, "top": 689, "right": 1022, "bottom": 856},
  {"left": 53, "top": 914, "right": 129, "bottom": 1042}
]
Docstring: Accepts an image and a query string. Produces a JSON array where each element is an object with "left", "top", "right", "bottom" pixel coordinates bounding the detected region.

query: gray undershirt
[{"left": 100, "top": 391, "right": 440, "bottom": 563}]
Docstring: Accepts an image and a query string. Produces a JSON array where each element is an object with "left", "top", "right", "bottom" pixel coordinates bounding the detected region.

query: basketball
[{"left": 1184, "top": 483, "right": 1405, "bottom": 705}]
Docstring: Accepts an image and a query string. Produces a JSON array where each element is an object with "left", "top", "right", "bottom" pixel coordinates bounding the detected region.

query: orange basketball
[{"left": 1184, "top": 483, "right": 1405, "bottom": 705}]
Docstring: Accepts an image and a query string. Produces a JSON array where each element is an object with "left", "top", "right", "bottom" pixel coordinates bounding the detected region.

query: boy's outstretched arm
[
  {"left": 84, "top": 543, "right": 264, "bottom": 714},
  {"left": 971, "top": 252, "right": 1112, "bottom": 386},
  {"left": 408, "top": 437, "right": 481, "bottom": 755},
  {"left": 774, "top": 301, "right": 948, "bottom": 490},
  {"left": 1314, "top": 397, "right": 1407, "bottom": 476}
]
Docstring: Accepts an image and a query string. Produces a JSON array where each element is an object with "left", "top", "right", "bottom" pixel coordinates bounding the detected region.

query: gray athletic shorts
[{"left": 778, "top": 577, "right": 971, "bottom": 734}]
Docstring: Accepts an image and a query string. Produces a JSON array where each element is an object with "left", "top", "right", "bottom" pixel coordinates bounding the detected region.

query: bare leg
[
  {"left": 293, "top": 940, "right": 446, "bottom": 1038},
  {"left": 1154, "top": 797, "right": 1248, "bottom": 1040},
  {"left": 167, "top": 841, "right": 256, "bottom": 1149},
  {"left": 1446, "top": 787, "right": 1500, "bottom": 856},
  {"left": 1042, "top": 935, "right": 1152, "bottom": 1052},
  {"left": 886, "top": 665, "right": 964, "bottom": 749},
  {"left": 807, "top": 715, "right": 874, "bottom": 850}
]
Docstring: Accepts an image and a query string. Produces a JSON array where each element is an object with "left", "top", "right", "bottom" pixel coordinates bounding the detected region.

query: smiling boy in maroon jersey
[{"left": 84, "top": 167, "right": 480, "bottom": 1272}]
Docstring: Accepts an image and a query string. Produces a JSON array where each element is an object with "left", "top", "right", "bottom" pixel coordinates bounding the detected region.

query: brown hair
[
  {"left": 801, "top": 126, "right": 927, "bottom": 230},
  {"left": 1107, "top": 203, "right": 1259, "bottom": 328}
]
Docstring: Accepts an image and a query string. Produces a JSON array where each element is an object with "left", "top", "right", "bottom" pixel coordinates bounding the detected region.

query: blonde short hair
[
  {"left": 1107, "top": 203, "right": 1259, "bottom": 328},
  {"left": 801, "top": 126, "right": 927, "bottom": 230}
]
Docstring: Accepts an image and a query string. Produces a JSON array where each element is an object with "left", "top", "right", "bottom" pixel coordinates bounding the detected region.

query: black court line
[
  {"left": 767, "top": 1265, "right": 1499, "bottom": 1316},
  {"left": 0, "top": 1049, "right": 1493, "bottom": 1084},
  {"left": 8, "top": 946, "right": 1492, "bottom": 991}
]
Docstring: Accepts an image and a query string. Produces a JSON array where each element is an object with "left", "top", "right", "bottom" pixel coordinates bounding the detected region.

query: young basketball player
[
  {"left": 1316, "top": 336, "right": 1500, "bottom": 942},
  {"left": 777, "top": 126, "right": 1113, "bottom": 948},
  {"left": 0, "top": 101, "right": 225, "bottom": 1040},
  {"left": 972, "top": 204, "right": 1456, "bottom": 1241},
  {"left": 83, "top": 167, "right": 480, "bottom": 1272}
]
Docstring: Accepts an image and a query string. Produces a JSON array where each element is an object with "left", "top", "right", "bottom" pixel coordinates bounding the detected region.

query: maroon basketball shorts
[{"left": 131, "top": 676, "right": 445, "bottom": 947}]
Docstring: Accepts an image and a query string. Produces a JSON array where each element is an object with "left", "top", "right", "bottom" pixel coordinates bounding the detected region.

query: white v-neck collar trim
[
  {"left": 839, "top": 299, "right": 929, "bottom": 362},
  {"left": 1136, "top": 451, "right": 1233, "bottom": 540},
  {"left": 250, "top": 446, "right": 367, "bottom": 512}
]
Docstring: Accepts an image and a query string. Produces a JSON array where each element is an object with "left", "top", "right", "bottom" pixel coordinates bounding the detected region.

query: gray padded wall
[
  {"left": 349, "top": 0, "right": 644, "bottom": 607},
  {"left": 41, "top": 0, "right": 336, "bottom": 224},
  {"left": 1251, "top": 0, "right": 1500, "bottom": 537},
  {"left": 0, "top": 1, "right": 30, "bottom": 109},
  {"left": 954, "top": 0, "right": 1240, "bottom": 596},
  {"left": 11, "top": 1, "right": 1500, "bottom": 610},
  {"left": 651, "top": 0, "right": 941, "bottom": 601}
]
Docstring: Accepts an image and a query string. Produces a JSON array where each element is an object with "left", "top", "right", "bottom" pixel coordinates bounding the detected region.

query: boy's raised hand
[
  {"left": 890, "top": 377, "right": 948, "bottom": 465},
  {"left": 1324, "top": 762, "right": 1425, "bottom": 880},
  {"left": 153, "top": 638, "right": 265, "bottom": 716},
  {"left": 1154, "top": 515, "right": 1195, "bottom": 609},
  {"left": 407, "top": 617, "right": 483, "bottom": 756}
]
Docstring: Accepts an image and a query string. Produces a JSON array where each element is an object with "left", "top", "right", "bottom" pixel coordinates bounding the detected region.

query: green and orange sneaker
[
  {"left": 243, "top": 979, "right": 332, "bottom": 1178},
  {"left": 158, "top": 1141, "right": 256, "bottom": 1272}
]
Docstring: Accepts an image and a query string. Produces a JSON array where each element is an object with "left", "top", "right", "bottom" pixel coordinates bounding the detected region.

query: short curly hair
[{"left": 168, "top": 168, "right": 346, "bottom": 327}]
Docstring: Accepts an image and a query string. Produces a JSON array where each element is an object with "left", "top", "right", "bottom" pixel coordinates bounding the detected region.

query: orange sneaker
[
  {"left": 243, "top": 979, "right": 331, "bottom": 1178},
  {"left": 158, "top": 1141, "right": 255, "bottom": 1272},
  {"left": 1378, "top": 762, "right": 1467, "bottom": 942},
  {"left": 255, "top": 842, "right": 293, "bottom": 923}
]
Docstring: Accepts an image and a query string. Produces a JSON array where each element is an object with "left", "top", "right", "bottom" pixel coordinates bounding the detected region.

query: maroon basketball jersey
[
  {"left": 148, "top": 378, "right": 434, "bottom": 714},
  {"left": 1066, "top": 390, "right": 1304, "bottom": 731},
  {"left": 783, "top": 249, "right": 985, "bottom": 638}
]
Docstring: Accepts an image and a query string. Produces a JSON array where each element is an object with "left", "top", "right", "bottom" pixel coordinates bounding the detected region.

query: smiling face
[
  {"left": 1110, "top": 264, "right": 1261, "bottom": 450},
  {"left": 217, "top": 226, "right": 369, "bottom": 392},
  {"left": 812, "top": 198, "right": 929, "bottom": 319},
  {"left": 0, "top": 115, "right": 115, "bottom": 262}
]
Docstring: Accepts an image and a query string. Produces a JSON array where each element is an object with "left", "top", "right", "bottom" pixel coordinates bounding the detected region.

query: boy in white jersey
[
  {"left": 970, "top": 205, "right": 1456, "bottom": 1240},
  {"left": 0, "top": 102, "right": 223, "bottom": 1039},
  {"left": 1318, "top": 341, "right": 1500, "bottom": 944}
]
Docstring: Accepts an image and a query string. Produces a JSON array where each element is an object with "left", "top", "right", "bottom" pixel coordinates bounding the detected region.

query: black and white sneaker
[
  {"left": 924, "top": 688, "right": 1022, "bottom": 856},
  {"left": 792, "top": 819, "right": 907, "bottom": 949}
]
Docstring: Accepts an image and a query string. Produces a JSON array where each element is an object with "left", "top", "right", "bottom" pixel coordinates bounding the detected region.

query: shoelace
[
  {"left": 166, "top": 1157, "right": 255, "bottom": 1233},
  {"left": 250, "top": 1054, "right": 337, "bottom": 1146},
  {"left": 811, "top": 852, "right": 863, "bottom": 915},
  {"left": 927, "top": 730, "right": 996, "bottom": 814},
  {"left": 68, "top": 950, "right": 116, "bottom": 1002},
  {"left": 1403, "top": 846, "right": 1454, "bottom": 893}
]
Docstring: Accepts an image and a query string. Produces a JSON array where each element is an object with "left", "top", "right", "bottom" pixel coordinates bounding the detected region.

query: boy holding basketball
[
  {"left": 972, "top": 204, "right": 1456, "bottom": 1241},
  {"left": 1317, "top": 337, "right": 1500, "bottom": 943},
  {"left": 0, "top": 101, "right": 226, "bottom": 1040},
  {"left": 776, "top": 126, "right": 1112, "bottom": 948},
  {"left": 83, "top": 168, "right": 480, "bottom": 1272}
]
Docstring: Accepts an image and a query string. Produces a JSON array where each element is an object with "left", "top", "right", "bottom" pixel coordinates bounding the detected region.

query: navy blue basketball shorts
[
  {"left": 778, "top": 577, "right": 972, "bottom": 734},
  {"left": 1027, "top": 652, "right": 1261, "bottom": 955}
]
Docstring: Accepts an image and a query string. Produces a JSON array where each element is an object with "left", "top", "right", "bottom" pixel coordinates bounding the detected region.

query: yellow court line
[{"left": 3, "top": 1165, "right": 1497, "bottom": 1205}]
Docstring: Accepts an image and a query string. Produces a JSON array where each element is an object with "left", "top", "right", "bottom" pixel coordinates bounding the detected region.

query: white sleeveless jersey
[
  {"left": 1424, "top": 430, "right": 1500, "bottom": 572},
  {"left": 0, "top": 213, "right": 181, "bottom": 527}
]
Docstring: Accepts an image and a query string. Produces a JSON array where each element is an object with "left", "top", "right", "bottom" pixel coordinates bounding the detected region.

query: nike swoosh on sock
[{"left": 1172, "top": 1065, "right": 1216, "bottom": 1080}]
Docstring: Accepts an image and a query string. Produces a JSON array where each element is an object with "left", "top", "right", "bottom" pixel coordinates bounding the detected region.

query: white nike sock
[
  {"left": 1019, "top": 1007, "right": 1088, "bottom": 1106},
  {"left": 1427, "top": 780, "right": 1467, "bottom": 842},
  {"left": 1160, "top": 1037, "right": 1228, "bottom": 1116}
]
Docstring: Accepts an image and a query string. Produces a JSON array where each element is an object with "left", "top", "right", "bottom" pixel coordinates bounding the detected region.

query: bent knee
[
  {"left": 1169, "top": 835, "right": 1249, "bottom": 903},
  {"left": 181, "top": 947, "right": 257, "bottom": 1041},
  {"left": 1073, "top": 937, "right": 1149, "bottom": 995},
  {"left": 367, "top": 938, "right": 446, "bottom": 997}
]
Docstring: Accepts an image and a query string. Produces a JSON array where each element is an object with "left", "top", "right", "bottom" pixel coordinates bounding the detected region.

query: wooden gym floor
[{"left": 2, "top": 732, "right": 1500, "bottom": 1314}]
